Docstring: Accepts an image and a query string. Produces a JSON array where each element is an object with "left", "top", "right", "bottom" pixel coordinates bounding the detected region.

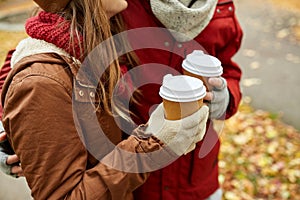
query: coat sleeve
[
  {"left": 0, "top": 49, "right": 14, "bottom": 120},
  {"left": 2, "top": 73, "right": 165, "bottom": 200},
  {"left": 217, "top": 14, "right": 243, "bottom": 119}
]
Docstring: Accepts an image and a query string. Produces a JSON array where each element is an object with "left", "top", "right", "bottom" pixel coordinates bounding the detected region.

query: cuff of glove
[{"left": 210, "top": 87, "right": 229, "bottom": 120}]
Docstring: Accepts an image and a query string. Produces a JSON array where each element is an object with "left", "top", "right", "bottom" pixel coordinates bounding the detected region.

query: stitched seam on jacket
[{"left": 4, "top": 72, "right": 73, "bottom": 108}]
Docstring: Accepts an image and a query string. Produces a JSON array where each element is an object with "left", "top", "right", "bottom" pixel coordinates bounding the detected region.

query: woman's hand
[{"left": 146, "top": 103, "right": 209, "bottom": 155}]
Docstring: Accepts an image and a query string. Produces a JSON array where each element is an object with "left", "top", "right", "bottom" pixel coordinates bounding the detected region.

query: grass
[
  {"left": 270, "top": 0, "right": 300, "bottom": 12},
  {"left": 219, "top": 102, "right": 300, "bottom": 200},
  {"left": 0, "top": 31, "right": 27, "bottom": 67}
]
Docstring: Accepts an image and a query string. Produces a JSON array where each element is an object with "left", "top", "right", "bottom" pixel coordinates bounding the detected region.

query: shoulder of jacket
[
  {"left": 6, "top": 37, "right": 78, "bottom": 93},
  {"left": 11, "top": 59, "right": 73, "bottom": 94},
  {"left": 11, "top": 37, "right": 72, "bottom": 68}
]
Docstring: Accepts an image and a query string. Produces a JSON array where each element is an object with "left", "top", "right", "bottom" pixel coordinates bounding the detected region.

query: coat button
[
  {"left": 177, "top": 44, "right": 183, "bottom": 48},
  {"left": 217, "top": 8, "right": 221, "bottom": 13},
  {"left": 228, "top": 6, "right": 233, "bottom": 12},
  {"left": 164, "top": 41, "right": 170, "bottom": 47},
  {"left": 89, "top": 92, "right": 95, "bottom": 98},
  {"left": 79, "top": 90, "right": 84, "bottom": 97}
]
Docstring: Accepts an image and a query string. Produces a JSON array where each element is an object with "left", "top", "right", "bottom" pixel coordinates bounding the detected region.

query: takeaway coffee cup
[
  {"left": 159, "top": 74, "right": 206, "bottom": 120},
  {"left": 182, "top": 50, "right": 223, "bottom": 91}
]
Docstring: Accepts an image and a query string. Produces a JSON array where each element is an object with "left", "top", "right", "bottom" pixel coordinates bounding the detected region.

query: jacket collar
[
  {"left": 2, "top": 37, "right": 98, "bottom": 105},
  {"left": 10, "top": 37, "right": 96, "bottom": 87}
]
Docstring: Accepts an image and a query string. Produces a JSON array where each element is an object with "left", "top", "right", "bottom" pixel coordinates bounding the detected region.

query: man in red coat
[
  {"left": 120, "top": 0, "right": 243, "bottom": 199},
  {"left": 0, "top": 0, "right": 243, "bottom": 199}
]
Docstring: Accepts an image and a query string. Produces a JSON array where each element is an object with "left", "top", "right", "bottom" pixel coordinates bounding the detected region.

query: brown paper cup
[
  {"left": 183, "top": 69, "right": 210, "bottom": 91},
  {"left": 163, "top": 98, "right": 204, "bottom": 120}
]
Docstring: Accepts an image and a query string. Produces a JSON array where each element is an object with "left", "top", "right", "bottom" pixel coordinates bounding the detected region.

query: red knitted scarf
[{"left": 25, "top": 11, "right": 83, "bottom": 60}]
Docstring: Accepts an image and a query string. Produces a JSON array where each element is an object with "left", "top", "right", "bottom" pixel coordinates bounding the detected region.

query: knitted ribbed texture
[
  {"left": 150, "top": 0, "right": 218, "bottom": 42},
  {"left": 25, "top": 11, "right": 83, "bottom": 60}
]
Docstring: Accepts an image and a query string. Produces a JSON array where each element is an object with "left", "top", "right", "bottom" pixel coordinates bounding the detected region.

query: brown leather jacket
[{"left": 1, "top": 41, "right": 165, "bottom": 199}]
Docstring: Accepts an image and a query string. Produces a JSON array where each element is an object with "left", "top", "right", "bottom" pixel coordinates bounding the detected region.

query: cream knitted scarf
[{"left": 150, "top": 0, "right": 218, "bottom": 42}]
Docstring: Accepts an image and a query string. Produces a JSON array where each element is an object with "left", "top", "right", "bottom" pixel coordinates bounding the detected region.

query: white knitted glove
[
  {"left": 208, "top": 77, "right": 230, "bottom": 119},
  {"left": 146, "top": 103, "right": 209, "bottom": 156}
]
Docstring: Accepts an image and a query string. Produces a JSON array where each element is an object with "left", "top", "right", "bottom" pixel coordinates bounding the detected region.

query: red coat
[
  {"left": 121, "top": 0, "right": 243, "bottom": 199},
  {"left": 0, "top": 0, "right": 242, "bottom": 198},
  {"left": 0, "top": 49, "right": 14, "bottom": 120}
]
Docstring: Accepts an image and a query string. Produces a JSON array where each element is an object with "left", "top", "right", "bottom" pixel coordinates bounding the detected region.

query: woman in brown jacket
[{"left": 1, "top": 0, "right": 209, "bottom": 199}]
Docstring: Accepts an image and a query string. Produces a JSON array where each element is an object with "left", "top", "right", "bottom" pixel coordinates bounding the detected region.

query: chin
[
  {"left": 108, "top": 2, "right": 128, "bottom": 18},
  {"left": 120, "top": 1, "right": 128, "bottom": 12}
]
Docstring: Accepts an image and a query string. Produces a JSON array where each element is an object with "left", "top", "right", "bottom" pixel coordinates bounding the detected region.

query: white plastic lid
[
  {"left": 159, "top": 74, "right": 206, "bottom": 102},
  {"left": 182, "top": 50, "right": 223, "bottom": 77}
]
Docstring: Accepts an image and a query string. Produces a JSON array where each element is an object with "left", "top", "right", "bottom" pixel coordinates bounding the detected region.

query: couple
[{"left": 0, "top": 0, "right": 243, "bottom": 199}]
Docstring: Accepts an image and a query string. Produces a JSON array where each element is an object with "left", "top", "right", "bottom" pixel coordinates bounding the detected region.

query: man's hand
[
  {"left": 7, "top": 154, "right": 23, "bottom": 177},
  {"left": 204, "top": 77, "right": 229, "bottom": 119},
  {"left": 0, "top": 131, "right": 23, "bottom": 177},
  {"left": 0, "top": 131, "right": 6, "bottom": 141}
]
